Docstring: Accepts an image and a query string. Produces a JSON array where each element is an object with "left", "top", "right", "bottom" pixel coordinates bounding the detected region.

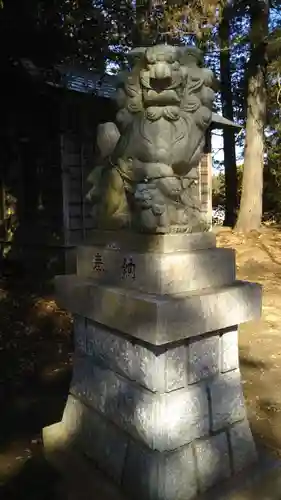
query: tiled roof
[
  {"left": 211, "top": 113, "right": 242, "bottom": 130},
  {"left": 59, "top": 66, "right": 118, "bottom": 98},
  {"left": 19, "top": 58, "right": 118, "bottom": 98}
]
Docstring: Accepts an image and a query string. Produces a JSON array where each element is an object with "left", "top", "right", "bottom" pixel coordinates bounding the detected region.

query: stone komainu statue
[{"left": 86, "top": 44, "right": 216, "bottom": 233}]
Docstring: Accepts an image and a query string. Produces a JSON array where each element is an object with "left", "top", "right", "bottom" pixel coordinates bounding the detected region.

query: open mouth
[{"left": 149, "top": 77, "right": 172, "bottom": 93}]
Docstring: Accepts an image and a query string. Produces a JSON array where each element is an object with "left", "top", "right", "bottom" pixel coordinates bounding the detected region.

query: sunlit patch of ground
[{"left": 217, "top": 225, "right": 281, "bottom": 454}]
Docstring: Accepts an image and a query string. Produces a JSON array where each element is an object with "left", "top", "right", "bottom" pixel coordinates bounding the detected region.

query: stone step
[
  {"left": 55, "top": 275, "right": 262, "bottom": 345},
  {"left": 43, "top": 433, "right": 281, "bottom": 500},
  {"left": 69, "top": 354, "right": 247, "bottom": 453},
  {"left": 76, "top": 246, "right": 236, "bottom": 294},
  {"left": 43, "top": 396, "right": 256, "bottom": 500}
]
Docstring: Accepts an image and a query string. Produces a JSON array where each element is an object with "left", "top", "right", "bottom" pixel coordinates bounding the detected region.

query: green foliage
[
  {"left": 0, "top": 0, "right": 226, "bottom": 72},
  {"left": 212, "top": 165, "right": 244, "bottom": 208},
  {"left": 212, "top": 172, "right": 225, "bottom": 206},
  {"left": 0, "top": 0, "right": 134, "bottom": 71}
]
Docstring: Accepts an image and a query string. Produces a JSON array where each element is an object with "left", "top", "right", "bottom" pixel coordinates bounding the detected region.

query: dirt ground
[
  {"left": 0, "top": 278, "right": 73, "bottom": 499},
  {"left": 1, "top": 225, "right": 281, "bottom": 498},
  {"left": 216, "top": 225, "right": 281, "bottom": 455}
]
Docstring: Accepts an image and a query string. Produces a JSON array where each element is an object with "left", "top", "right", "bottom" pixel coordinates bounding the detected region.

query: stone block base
[
  {"left": 44, "top": 396, "right": 256, "bottom": 500},
  {"left": 42, "top": 426, "right": 281, "bottom": 500},
  {"left": 44, "top": 232, "right": 262, "bottom": 499},
  {"left": 43, "top": 317, "right": 257, "bottom": 500}
]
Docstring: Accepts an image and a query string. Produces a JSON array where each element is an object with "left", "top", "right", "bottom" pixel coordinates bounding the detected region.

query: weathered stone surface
[
  {"left": 229, "top": 420, "right": 257, "bottom": 473},
  {"left": 70, "top": 355, "right": 209, "bottom": 452},
  {"left": 86, "top": 45, "right": 215, "bottom": 234},
  {"left": 76, "top": 246, "right": 236, "bottom": 294},
  {"left": 188, "top": 334, "right": 220, "bottom": 384},
  {"left": 77, "top": 318, "right": 187, "bottom": 393},
  {"left": 164, "top": 344, "right": 188, "bottom": 392},
  {"left": 70, "top": 355, "right": 120, "bottom": 420},
  {"left": 162, "top": 385, "right": 209, "bottom": 450},
  {"left": 123, "top": 441, "right": 159, "bottom": 500},
  {"left": 161, "top": 445, "right": 197, "bottom": 500},
  {"left": 62, "top": 395, "right": 128, "bottom": 484},
  {"left": 117, "top": 380, "right": 157, "bottom": 448},
  {"left": 83, "top": 319, "right": 166, "bottom": 393},
  {"left": 55, "top": 275, "right": 262, "bottom": 345},
  {"left": 73, "top": 315, "right": 86, "bottom": 352},
  {"left": 62, "top": 392, "right": 83, "bottom": 436},
  {"left": 220, "top": 327, "right": 239, "bottom": 373},
  {"left": 70, "top": 355, "right": 155, "bottom": 449},
  {"left": 84, "top": 230, "right": 216, "bottom": 253},
  {"left": 194, "top": 432, "right": 231, "bottom": 492},
  {"left": 209, "top": 370, "right": 246, "bottom": 431},
  {"left": 123, "top": 440, "right": 198, "bottom": 500}
]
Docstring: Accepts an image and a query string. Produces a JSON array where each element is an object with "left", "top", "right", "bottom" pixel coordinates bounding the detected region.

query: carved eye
[{"left": 172, "top": 61, "right": 180, "bottom": 70}]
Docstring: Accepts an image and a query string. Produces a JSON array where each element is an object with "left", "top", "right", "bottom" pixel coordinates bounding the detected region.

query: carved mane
[{"left": 86, "top": 44, "right": 216, "bottom": 234}]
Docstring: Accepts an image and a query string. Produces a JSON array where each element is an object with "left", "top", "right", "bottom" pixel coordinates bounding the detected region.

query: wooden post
[{"left": 199, "top": 129, "right": 212, "bottom": 224}]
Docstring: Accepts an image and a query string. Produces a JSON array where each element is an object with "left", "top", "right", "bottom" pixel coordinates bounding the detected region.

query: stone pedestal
[{"left": 43, "top": 231, "right": 262, "bottom": 500}]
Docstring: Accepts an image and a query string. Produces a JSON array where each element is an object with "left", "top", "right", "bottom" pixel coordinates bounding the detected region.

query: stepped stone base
[
  {"left": 43, "top": 231, "right": 262, "bottom": 500},
  {"left": 55, "top": 276, "right": 261, "bottom": 345},
  {"left": 45, "top": 400, "right": 256, "bottom": 500},
  {"left": 42, "top": 428, "right": 281, "bottom": 500}
]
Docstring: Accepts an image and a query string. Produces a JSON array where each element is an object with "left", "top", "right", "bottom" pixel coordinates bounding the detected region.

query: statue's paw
[
  {"left": 134, "top": 182, "right": 159, "bottom": 208},
  {"left": 152, "top": 204, "right": 165, "bottom": 216},
  {"left": 140, "top": 209, "right": 158, "bottom": 231},
  {"left": 135, "top": 190, "right": 152, "bottom": 203}
]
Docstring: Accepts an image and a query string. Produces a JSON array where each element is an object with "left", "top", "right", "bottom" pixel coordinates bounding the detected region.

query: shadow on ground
[
  {"left": 0, "top": 271, "right": 72, "bottom": 499},
  {"left": 0, "top": 367, "right": 71, "bottom": 500}
]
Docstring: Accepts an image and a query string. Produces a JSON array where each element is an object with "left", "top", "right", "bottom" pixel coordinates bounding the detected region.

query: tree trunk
[
  {"left": 132, "top": 0, "right": 153, "bottom": 46},
  {"left": 219, "top": 7, "right": 238, "bottom": 227},
  {"left": 235, "top": 1, "right": 269, "bottom": 232}
]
